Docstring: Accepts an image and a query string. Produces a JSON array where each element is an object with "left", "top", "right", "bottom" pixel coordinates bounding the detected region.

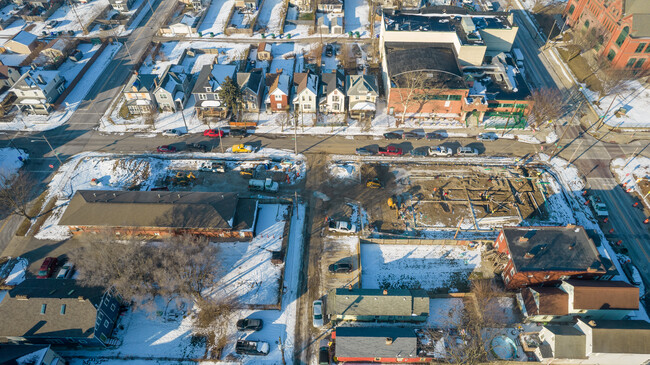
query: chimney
[
  {"left": 78, "top": 296, "right": 85, "bottom": 302},
  {"left": 566, "top": 224, "right": 576, "bottom": 229},
  {"left": 518, "top": 236, "right": 528, "bottom": 243},
  {"left": 36, "top": 74, "right": 45, "bottom": 84},
  {"left": 16, "top": 295, "right": 28, "bottom": 300},
  {"left": 588, "top": 320, "right": 597, "bottom": 327},
  {"left": 385, "top": 337, "right": 393, "bottom": 345},
  {"left": 382, "top": 289, "right": 388, "bottom": 295}
]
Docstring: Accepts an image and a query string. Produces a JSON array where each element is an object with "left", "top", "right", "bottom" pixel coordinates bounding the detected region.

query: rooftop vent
[
  {"left": 385, "top": 337, "right": 393, "bottom": 345},
  {"left": 16, "top": 295, "right": 28, "bottom": 300},
  {"left": 524, "top": 244, "right": 547, "bottom": 259}
]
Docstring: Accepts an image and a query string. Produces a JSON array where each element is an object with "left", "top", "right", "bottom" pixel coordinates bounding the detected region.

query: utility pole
[
  {"left": 568, "top": 139, "right": 584, "bottom": 164},
  {"left": 218, "top": 125, "right": 224, "bottom": 153},
  {"left": 596, "top": 94, "right": 618, "bottom": 130},
  {"left": 42, "top": 135, "right": 62, "bottom": 165},
  {"left": 68, "top": 0, "right": 87, "bottom": 35},
  {"left": 553, "top": 99, "right": 584, "bottom": 157},
  {"left": 543, "top": 20, "right": 557, "bottom": 50},
  {"left": 294, "top": 112, "right": 298, "bottom": 155},
  {"left": 176, "top": 99, "right": 188, "bottom": 132}
]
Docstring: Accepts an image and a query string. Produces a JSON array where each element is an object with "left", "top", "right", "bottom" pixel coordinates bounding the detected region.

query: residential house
[
  {"left": 192, "top": 64, "right": 237, "bottom": 119},
  {"left": 257, "top": 42, "right": 272, "bottom": 61},
  {"left": 153, "top": 65, "right": 192, "bottom": 112},
  {"left": 563, "top": 0, "right": 650, "bottom": 70},
  {"left": 33, "top": 37, "right": 76, "bottom": 68},
  {"left": 539, "top": 319, "right": 650, "bottom": 364},
  {"left": 0, "top": 344, "right": 67, "bottom": 364},
  {"left": 160, "top": 13, "right": 200, "bottom": 36},
  {"left": 327, "top": 288, "right": 429, "bottom": 322},
  {"left": 0, "top": 279, "right": 121, "bottom": 347},
  {"left": 178, "top": 0, "right": 205, "bottom": 10},
  {"left": 346, "top": 74, "right": 378, "bottom": 120},
  {"left": 334, "top": 327, "right": 436, "bottom": 363},
  {"left": 0, "top": 66, "right": 21, "bottom": 91},
  {"left": 123, "top": 73, "right": 158, "bottom": 115},
  {"left": 317, "top": 0, "right": 342, "bottom": 12},
  {"left": 4, "top": 30, "right": 38, "bottom": 54},
  {"left": 59, "top": 190, "right": 258, "bottom": 238},
  {"left": 518, "top": 280, "right": 639, "bottom": 323},
  {"left": 331, "top": 16, "right": 343, "bottom": 34},
  {"left": 234, "top": 0, "right": 257, "bottom": 10},
  {"left": 493, "top": 226, "right": 612, "bottom": 290},
  {"left": 10, "top": 69, "right": 66, "bottom": 115},
  {"left": 20, "top": 0, "right": 62, "bottom": 22},
  {"left": 264, "top": 72, "right": 291, "bottom": 112},
  {"left": 292, "top": 71, "right": 318, "bottom": 113},
  {"left": 109, "top": 0, "right": 134, "bottom": 12},
  {"left": 237, "top": 69, "right": 264, "bottom": 113},
  {"left": 289, "top": 0, "right": 312, "bottom": 12},
  {"left": 319, "top": 69, "right": 345, "bottom": 113}
]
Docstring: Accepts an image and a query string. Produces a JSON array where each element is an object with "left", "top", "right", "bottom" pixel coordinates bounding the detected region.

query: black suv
[
  {"left": 186, "top": 143, "right": 208, "bottom": 152},
  {"left": 328, "top": 263, "right": 352, "bottom": 273},
  {"left": 236, "top": 318, "right": 263, "bottom": 331}
]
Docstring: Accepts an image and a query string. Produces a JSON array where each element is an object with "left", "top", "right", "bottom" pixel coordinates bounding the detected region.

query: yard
[{"left": 198, "top": 0, "right": 235, "bottom": 35}]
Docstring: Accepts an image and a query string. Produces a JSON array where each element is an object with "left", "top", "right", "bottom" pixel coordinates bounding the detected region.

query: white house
[
  {"left": 319, "top": 69, "right": 345, "bottom": 113},
  {"left": 292, "top": 72, "right": 318, "bottom": 113}
]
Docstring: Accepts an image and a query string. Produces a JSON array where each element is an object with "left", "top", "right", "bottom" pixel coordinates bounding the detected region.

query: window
[
  {"left": 276, "top": 103, "right": 281, "bottom": 109},
  {"left": 645, "top": 44, "right": 650, "bottom": 53},
  {"left": 584, "top": 19, "right": 590, "bottom": 29},
  {"left": 302, "top": 95, "right": 305, "bottom": 101},
  {"left": 198, "top": 94, "right": 207, "bottom": 100},
  {"left": 308, "top": 96, "right": 312, "bottom": 101},
  {"left": 110, "top": 303, "right": 116, "bottom": 312},
  {"left": 355, "top": 96, "right": 360, "bottom": 100},
  {"left": 60, "top": 304, "right": 66, "bottom": 315},
  {"left": 637, "top": 43, "right": 647, "bottom": 53},
  {"left": 204, "top": 87, "right": 212, "bottom": 93},
  {"left": 627, "top": 58, "right": 637, "bottom": 67},
  {"left": 275, "top": 95, "right": 282, "bottom": 101},
  {"left": 635, "top": 58, "right": 646, "bottom": 68},
  {"left": 544, "top": 274, "right": 550, "bottom": 279},
  {"left": 159, "top": 93, "right": 167, "bottom": 99},
  {"left": 334, "top": 104, "right": 339, "bottom": 110},
  {"left": 568, "top": 4, "right": 575, "bottom": 14},
  {"left": 333, "top": 95, "right": 339, "bottom": 102},
  {"left": 510, "top": 267, "right": 516, "bottom": 277},
  {"left": 607, "top": 49, "right": 616, "bottom": 61},
  {"left": 104, "top": 320, "right": 110, "bottom": 328},
  {"left": 615, "top": 26, "right": 629, "bottom": 47},
  {"left": 40, "top": 304, "right": 47, "bottom": 315}
]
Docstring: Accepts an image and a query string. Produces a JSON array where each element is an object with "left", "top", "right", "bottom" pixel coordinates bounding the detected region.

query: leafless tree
[
  {"left": 567, "top": 27, "right": 606, "bottom": 62},
  {"left": 0, "top": 171, "right": 35, "bottom": 219},
  {"left": 526, "top": 88, "right": 566, "bottom": 128},
  {"left": 278, "top": 111, "right": 290, "bottom": 132},
  {"left": 391, "top": 71, "right": 426, "bottom": 127}
]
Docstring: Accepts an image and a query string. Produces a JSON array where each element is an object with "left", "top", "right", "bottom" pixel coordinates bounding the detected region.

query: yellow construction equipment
[
  {"left": 366, "top": 178, "right": 382, "bottom": 188},
  {"left": 387, "top": 196, "right": 398, "bottom": 209}
]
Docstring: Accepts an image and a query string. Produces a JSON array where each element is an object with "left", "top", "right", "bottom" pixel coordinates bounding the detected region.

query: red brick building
[
  {"left": 564, "top": 0, "right": 650, "bottom": 70},
  {"left": 494, "top": 226, "right": 613, "bottom": 290}
]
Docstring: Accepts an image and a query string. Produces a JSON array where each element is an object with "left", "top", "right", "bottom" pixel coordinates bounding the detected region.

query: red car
[
  {"left": 203, "top": 129, "right": 225, "bottom": 138},
  {"left": 377, "top": 145, "right": 403, "bottom": 156},
  {"left": 156, "top": 145, "right": 177, "bottom": 153},
  {"left": 37, "top": 257, "right": 58, "bottom": 279}
]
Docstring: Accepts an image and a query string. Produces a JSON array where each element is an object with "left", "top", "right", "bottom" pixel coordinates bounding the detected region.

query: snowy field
[
  {"left": 207, "top": 204, "right": 289, "bottom": 306},
  {"left": 360, "top": 243, "right": 482, "bottom": 292},
  {"left": 29, "top": 0, "right": 110, "bottom": 36},
  {"left": 344, "top": 0, "right": 369, "bottom": 35},
  {"left": 198, "top": 0, "right": 235, "bottom": 35},
  {"left": 587, "top": 79, "right": 650, "bottom": 129},
  {"left": 0, "top": 42, "right": 121, "bottom": 132}
]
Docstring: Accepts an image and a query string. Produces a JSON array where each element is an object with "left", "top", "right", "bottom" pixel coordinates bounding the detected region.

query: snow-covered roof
[
  {"left": 351, "top": 101, "right": 376, "bottom": 111},
  {"left": 20, "top": 70, "right": 60, "bottom": 88},
  {"left": 270, "top": 74, "right": 290, "bottom": 95},
  {"left": 293, "top": 72, "right": 318, "bottom": 97},
  {"left": 10, "top": 30, "right": 37, "bottom": 46},
  {"left": 346, "top": 74, "right": 378, "bottom": 96}
]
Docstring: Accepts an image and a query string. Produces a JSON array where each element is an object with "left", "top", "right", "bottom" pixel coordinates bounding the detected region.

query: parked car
[
  {"left": 69, "top": 49, "right": 83, "bottom": 62},
  {"left": 230, "top": 128, "right": 249, "bottom": 137},
  {"left": 156, "top": 145, "right": 177, "bottom": 153},
  {"left": 318, "top": 339, "right": 330, "bottom": 365},
  {"left": 328, "top": 220, "right": 357, "bottom": 233},
  {"left": 232, "top": 144, "right": 255, "bottom": 153},
  {"left": 457, "top": 147, "right": 479, "bottom": 156},
  {"left": 56, "top": 262, "right": 74, "bottom": 279},
  {"left": 428, "top": 146, "right": 453, "bottom": 157},
  {"left": 477, "top": 132, "right": 498, "bottom": 141},
  {"left": 236, "top": 318, "right": 263, "bottom": 331},
  {"left": 45, "top": 20, "right": 58, "bottom": 29},
  {"left": 200, "top": 161, "right": 225, "bottom": 173},
  {"left": 590, "top": 197, "right": 608, "bottom": 217},
  {"left": 162, "top": 129, "right": 184, "bottom": 137},
  {"left": 377, "top": 145, "right": 403, "bottom": 156},
  {"left": 410, "top": 147, "right": 428, "bottom": 157},
  {"left": 328, "top": 263, "right": 352, "bottom": 273},
  {"left": 403, "top": 131, "right": 423, "bottom": 140},
  {"left": 383, "top": 132, "right": 401, "bottom": 140},
  {"left": 426, "top": 131, "right": 444, "bottom": 140},
  {"left": 186, "top": 143, "right": 208, "bottom": 152},
  {"left": 203, "top": 129, "right": 225, "bottom": 138},
  {"left": 37, "top": 257, "right": 58, "bottom": 279},
  {"left": 325, "top": 44, "right": 333, "bottom": 57},
  {"left": 235, "top": 340, "right": 270, "bottom": 356},
  {"left": 355, "top": 147, "right": 375, "bottom": 156},
  {"left": 313, "top": 300, "right": 324, "bottom": 327}
]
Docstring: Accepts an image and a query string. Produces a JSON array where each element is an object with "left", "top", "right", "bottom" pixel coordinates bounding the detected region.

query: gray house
[
  {"left": 10, "top": 69, "right": 65, "bottom": 115},
  {"left": 154, "top": 65, "right": 192, "bottom": 112},
  {"left": 237, "top": 69, "right": 264, "bottom": 113},
  {"left": 123, "top": 73, "right": 158, "bottom": 115},
  {"left": 0, "top": 279, "right": 122, "bottom": 347},
  {"left": 346, "top": 74, "right": 379, "bottom": 120},
  {"left": 109, "top": 0, "right": 134, "bottom": 12},
  {"left": 192, "top": 64, "right": 237, "bottom": 119},
  {"left": 0, "top": 66, "right": 21, "bottom": 91},
  {"left": 0, "top": 344, "right": 67, "bottom": 364},
  {"left": 319, "top": 69, "right": 345, "bottom": 113},
  {"left": 327, "top": 288, "right": 429, "bottom": 322}
]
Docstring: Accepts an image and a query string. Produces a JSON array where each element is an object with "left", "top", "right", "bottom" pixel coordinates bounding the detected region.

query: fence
[
  {"left": 53, "top": 41, "right": 109, "bottom": 106},
  {"left": 360, "top": 238, "right": 491, "bottom": 246}
]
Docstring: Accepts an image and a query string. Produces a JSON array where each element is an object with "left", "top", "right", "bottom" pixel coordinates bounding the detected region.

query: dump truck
[
  {"left": 248, "top": 178, "right": 279, "bottom": 192},
  {"left": 199, "top": 161, "right": 225, "bottom": 173}
]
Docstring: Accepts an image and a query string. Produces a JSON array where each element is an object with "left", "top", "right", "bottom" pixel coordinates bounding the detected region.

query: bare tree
[
  {"left": 0, "top": 171, "right": 35, "bottom": 219},
  {"left": 391, "top": 71, "right": 426, "bottom": 127},
  {"left": 526, "top": 88, "right": 566, "bottom": 128},
  {"left": 567, "top": 27, "right": 606, "bottom": 62}
]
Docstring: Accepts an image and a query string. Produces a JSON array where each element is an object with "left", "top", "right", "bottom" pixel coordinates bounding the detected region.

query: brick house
[
  {"left": 59, "top": 190, "right": 258, "bottom": 238},
  {"left": 493, "top": 226, "right": 611, "bottom": 290},
  {"left": 264, "top": 72, "right": 291, "bottom": 112},
  {"left": 563, "top": 0, "right": 650, "bottom": 70},
  {"left": 517, "top": 280, "right": 639, "bottom": 323}
]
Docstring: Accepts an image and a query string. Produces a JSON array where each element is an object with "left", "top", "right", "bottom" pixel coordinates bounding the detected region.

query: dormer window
[{"left": 205, "top": 86, "right": 212, "bottom": 93}]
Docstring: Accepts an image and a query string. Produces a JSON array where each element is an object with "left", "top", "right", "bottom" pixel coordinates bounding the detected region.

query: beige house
[
  {"left": 0, "top": 66, "right": 21, "bottom": 90},
  {"left": 10, "top": 69, "right": 66, "bottom": 115},
  {"left": 4, "top": 30, "right": 39, "bottom": 54},
  {"left": 319, "top": 69, "right": 345, "bottom": 113},
  {"left": 34, "top": 37, "right": 76, "bottom": 68},
  {"left": 346, "top": 74, "right": 378, "bottom": 120}
]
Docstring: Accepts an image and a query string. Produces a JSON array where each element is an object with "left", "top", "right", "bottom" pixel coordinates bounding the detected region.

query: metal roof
[{"left": 335, "top": 327, "right": 419, "bottom": 359}]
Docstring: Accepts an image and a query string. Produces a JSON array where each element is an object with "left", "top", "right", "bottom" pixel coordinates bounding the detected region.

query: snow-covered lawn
[
  {"left": 198, "top": 0, "right": 235, "bottom": 35},
  {"left": 360, "top": 243, "right": 481, "bottom": 292},
  {"left": 30, "top": 0, "right": 110, "bottom": 36},
  {"left": 611, "top": 156, "right": 650, "bottom": 192},
  {"left": 207, "top": 204, "right": 288, "bottom": 306},
  {"left": 586, "top": 79, "right": 650, "bottom": 129},
  {"left": 344, "top": 0, "right": 369, "bottom": 35},
  {"left": 0, "top": 147, "right": 27, "bottom": 178},
  {"left": 257, "top": 0, "right": 286, "bottom": 34}
]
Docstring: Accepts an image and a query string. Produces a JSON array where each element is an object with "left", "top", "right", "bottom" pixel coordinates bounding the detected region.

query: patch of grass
[
  {"left": 118, "top": 102, "right": 132, "bottom": 120},
  {"left": 298, "top": 12, "right": 314, "bottom": 20},
  {"left": 15, "top": 190, "right": 48, "bottom": 236},
  {"left": 557, "top": 46, "right": 604, "bottom": 94},
  {"left": 29, "top": 198, "right": 57, "bottom": 236}
]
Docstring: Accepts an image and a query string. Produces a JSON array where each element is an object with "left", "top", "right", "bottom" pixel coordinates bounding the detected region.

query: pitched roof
[
  {"left": 58, "top": 190, "right": 241, "bottom": 230},
  {"left": 521, "top": 287, "right": 568, "bottom": 316},
  {"left": 346, "top": 74, "right": 378, "bottom": 96},
  {"left": 542, "top": 325, "right": 586, "bottom": 359},
  {"left": 237, "top": 70, "right": 264, "bottom": 95},
  {"left": 567, "top": 280, "right": 639, "bottom": 310},
  {"left": 320, "top": 70, "right": 344, "bottom": 96},
  {"left": 10, "top": 30, "right": 37, "bottom": 46},
  {"left": 502, "top": 226, "right": 604, "bottom": 273},
  {"left": 335, "top": 327, "right": 419, "bottom": 359},
  {"left": 268, "top": 73, "right": 290, "bottom": 95},
  {"left": 257, "top": 42, "right": 271, "bottom": 53},
  {"left": 293, "top": 72, "right": 318, "bottom": 96},
  {"left": 127, "top": 73, "right": 158, "bottom": 92},
  {"left": 327, "top": 288, "right": 429, "bottom": 317},
  {"left": 0, "top": 344, "right": 50, "bottom": 364},
  {"left": 0, "top": 279, "right": 104, "bottom": 340},
  {"left": 192, "top": 64, "right": 236, "bottom": 94},
  {"left": 583, "top": 319, "right": 650, "bottom": 354}
]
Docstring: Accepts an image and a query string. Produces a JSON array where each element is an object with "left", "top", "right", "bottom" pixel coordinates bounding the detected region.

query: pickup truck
[
  {"left": 590, "top": 197, "right": 608, "bottom": 217},
  {"left": 248, "top": 178, "right": 279, "bottom": 192},
  {"left": 377, "top": 146, "right": 403, "bottom": 156},
  {"left": 235, "top": 340, "right": 270, "bottom": 356},
  {"left": 199, "top": 161, "right": 225, "bottom": 173},
  {"left": 328, "top": 220, "right": 357, "bottom": 234}
]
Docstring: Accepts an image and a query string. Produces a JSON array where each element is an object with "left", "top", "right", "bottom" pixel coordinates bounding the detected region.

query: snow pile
[
  {"left": 611, "top": 156, "right": 650, "bottom": 190},
  {"left": 539, "top": 153, "right": 584, "bottom": 191},
  {"left": 360, "top": 244, "right": 481, "bottom": 292},
  {"left": 428, "top": 298, "right": 463, "bottom": 328},
  {"left": 546, "top": 130, "right": 558, "bottom": 144},
  {"left": 329, "top": 163, "right": 356, "bottom": 180},
  {"left": 0, "top": 147, "right": 27, "bottom": 179},
  {"left": 1, "top": 257, "right": 27, "bottom": 285},
  {"left": 516, "top": 135, "right": 541, "bottom": 144}
]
